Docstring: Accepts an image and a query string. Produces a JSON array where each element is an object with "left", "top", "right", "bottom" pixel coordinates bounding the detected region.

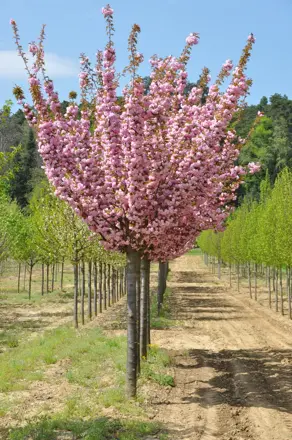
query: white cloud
[{"left": 0, "top": 50, "right": 79, "bottom": 79}]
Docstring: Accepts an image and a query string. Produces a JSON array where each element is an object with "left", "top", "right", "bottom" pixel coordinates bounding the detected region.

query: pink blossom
[
  {"left": 28, "top": 76, "right": 39, "bottom": 86},
  {"left": 136, "top": 52, "right": 144, "bottom": 63},
  {"left": 223, "top": 59, "right": 233, "bottom": 71},
  {"left": 29, "top": 42, "right": 38, "bottom": 55},
  {"left": 102, "top": 5, "right": 114, "bottom": 16},
  {"left": 248, "top": 162, "right": 261, "bottom": 174},
  {"left": 13, "top": 12, "right": 256, "bottom": 261},
  {"left": 186, "top": 33, "right": 199, "bottom": 46},
  {"left": 257, "top": 111, "right": 264, "bottom": 117}
]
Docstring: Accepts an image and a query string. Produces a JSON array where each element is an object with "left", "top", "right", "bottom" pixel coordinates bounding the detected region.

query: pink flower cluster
[
  {"left": 248, "top": 162, "right": 261, "bottom": 174},
  {"left": 186, "top": 33, "right": 199, "bottom": 46},
  {"left": 29, "top": 42, "right": 38, "bottom": 56},
  {"left": 102, "top": 5, "right": 114, "bottom": 16},
  {"left": 13, "top": 7, "right": 256, "bottom": 261}
]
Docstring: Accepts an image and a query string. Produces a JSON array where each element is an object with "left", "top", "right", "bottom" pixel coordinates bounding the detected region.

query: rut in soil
[{"left": 151, "top": 254, "right": 292, "bottom": 440}]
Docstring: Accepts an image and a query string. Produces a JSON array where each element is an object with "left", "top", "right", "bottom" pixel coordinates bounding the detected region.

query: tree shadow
[
  {"left": 172, "top": 271, "right": 215, "bottom": 284},
  {"left": 169, "top": 285, "right": 247, "bottom": 321},
  {"left": 35, "top": 311, "right": 72, "bottom": 318},
  {"left": 172, "top": 285, "right": 225, "bottom": 294},
  {"left": 1, "top": 415, "right": 164, "bottom": 440},
  {"left": 180, "top": 348, "right": 292, "bottom": 414},
  {"left": 0, "top": 319, "right": 51, "bottom": 331}
]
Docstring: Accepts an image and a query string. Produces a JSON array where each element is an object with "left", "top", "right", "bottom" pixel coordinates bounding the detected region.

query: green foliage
[
  {"left": 197, "top": 230, "right": 223, "bottom": 261},
  {"left": 28, "top": 180, "right": 126, "bottom": 268},
  {"left": 0, "top": 195, "right": 20, "bottom": 263},
  {"left": 9, "top": 127, "right": 44, "bottom": 207},
  {"left": 236, "top": 94, "right": 292, "bottom": 202},
  {"left": 198, "top": 169, "right": 292, "bottom": 269}
]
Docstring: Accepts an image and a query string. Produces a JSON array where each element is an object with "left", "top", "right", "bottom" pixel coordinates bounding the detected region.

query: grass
[
  {"left": 150, "top": 286, "right": 181, "bottom": 329},
  {"left": 0, "top": 261, "right": 173, "bottom": 438},
  {"left": 7, "top": 416, "right": 167, "bottom": 440},
  {"left": 141, "top": 344, "right": 175, "bottom": 387},
  {"left": 0, "top": 262, "right": 76, "bottom": 351},
  {"left": 0, "top": 325, "right": 171, "bottom": 438},
  {"left": 187, "top": 248, "right": 202, "bottom": 255},
  {"left": 0, "top": 321, "right": 174, "bottom": 424},
  {"left": 0, "top": 325, "right": 127, "bottom": 393}
]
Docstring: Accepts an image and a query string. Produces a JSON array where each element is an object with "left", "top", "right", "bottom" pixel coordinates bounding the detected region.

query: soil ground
[
  {"left": 151, "top": 254, "right": 292, "bottom": 440},
  {"left": 1, "top": 255, "right": 292, "bottom": 439}
]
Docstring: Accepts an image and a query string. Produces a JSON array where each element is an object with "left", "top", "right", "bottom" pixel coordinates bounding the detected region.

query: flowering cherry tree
[{"left": 11, "top": 5, "right": 258, "bottom": 396}]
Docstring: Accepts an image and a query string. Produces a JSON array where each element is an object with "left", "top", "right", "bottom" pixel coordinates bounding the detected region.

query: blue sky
[{"left": 1, "top": 0, "right": 291, "bottom": 108}]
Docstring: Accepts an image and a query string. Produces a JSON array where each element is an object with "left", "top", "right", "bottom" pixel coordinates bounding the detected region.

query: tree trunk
[
  {"left": 51, "top": 265, "right": 55, "bottom": 292},
  {"left": 103, "top": 263, "right": 107, "bottom": 310},
  {"left": 157, "top": 261, "right": 167, "bottom": 316},
  {"left": 112, "top": 267, "right": 118, "bottom": 304},
  {"left": 248, "top": 262, "right": 252, "bottom": 299},
  {"left": 254, "top": 263, "right": 257, "bottom": 301},
  {"left": 23, "top": 264, "right": 27, "bottom": 291},
  {"left": 17, "top": 263, "right": 21, "bottom": 293},
  {"left": 73, "top": 263, "right": 78, "bottom": 328},
  {"left": 99, "top": 262, "right": 103, "bottom": 313},
  {"left": 275, "top": 268, "right": 279, "bottom": 312},
  {"left": 60, "top": 259, "right": 64, "bottom": 291},
  {"left": 81, "top": 260, "right": 85, "bottom": 325},
  {"left": 115, "top": 267, "right": 121, "bottom": 302},
  {"left": 116, "top": 269, "right": 119, "bottom": 302},
  {"left": 280, "top": 268, "right": 284, "bottom": 315},
  {"left": 107, "top": 264, "right": 111, "bottom": 307},
  {"left": 126, "top": 249, "right": 140, "bottom": 398},
  {"left": 229, "top": 263, "right": 232, "bottom": 288},
  {"left": 79, "top": 264, "right": 81, "bottom": 296},
  {"left": 236, "top": 263, "right": 239, "bottom": 292},
  {"left": 88, "top": 261, "right": 92, "bottom": 320},
  {"left": 268, "top": 266, "right": 271, "bottom": 308},
  {"left": 120, "top": 268, "right": 123, "bottom": 297},
  {"left": 147, "top": 264, "right": 151, "bottom": 347},
  {"left": 41, "top": 264, "right": 44, "bottom": 296},
  {"left": 116, "top": 268, "right": 119, "bottom": 301},
  {"left": 28, "top": 263, "right": 33, "bottom": 300},
  {"left": 46, "top": 264, "right": 49, "bottom": 293},
  {"left": 111, "top": 266, "right": 117, "bottom": 304},
  {"left": 140, "top": 258, "right": 150, "bottom": 359},
  {"left": 136, "top": 259, "right": 141, "bottom": 375},
  {"left": 93, "top": 261, "right": 98, "bottom": 316}
]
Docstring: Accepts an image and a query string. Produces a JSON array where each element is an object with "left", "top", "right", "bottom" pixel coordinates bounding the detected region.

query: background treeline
[
  {"left": 0, "top": 178, "right": 126, "bottom": 327},
  {"left": 198, "top": 169, "right": 292, "bottom": 319},
  {"left": 236, "top": 93, "right": 292, "bottom": 202}
]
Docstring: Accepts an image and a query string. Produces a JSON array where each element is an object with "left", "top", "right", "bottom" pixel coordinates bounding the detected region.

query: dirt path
[{"left": 151, "top": 255, "right": 292, "bottom": 440}]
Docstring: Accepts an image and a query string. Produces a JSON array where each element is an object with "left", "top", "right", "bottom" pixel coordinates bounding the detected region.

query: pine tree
[{"left": 9, "top": 128, "right": 43, "bottom": 207}]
